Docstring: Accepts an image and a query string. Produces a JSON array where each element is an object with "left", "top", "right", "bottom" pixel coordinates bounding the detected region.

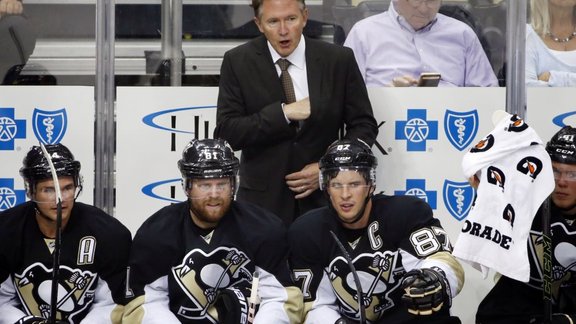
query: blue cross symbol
[
  {"left": 0, "top": 178, "right": 26, "bottom": 211},
  {"left": 395, "top": 109, "right": 438, "bottom": 152},
  {"left": 395, "top": 179, "right": 437, "bottom": 209},
  {"left": 0, "top": 107, "right": 27, "bottom": 150}
]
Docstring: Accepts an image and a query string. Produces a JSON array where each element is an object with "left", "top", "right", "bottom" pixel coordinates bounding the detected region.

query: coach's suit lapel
[
  {"left": 304, "top": 37, "right": 324, "bottom": 133},
  {"left": 253, "top": 35, "right": 285, "bottom": 103}
]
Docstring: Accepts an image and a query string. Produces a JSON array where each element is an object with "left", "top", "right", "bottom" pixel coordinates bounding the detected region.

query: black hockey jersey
[
  {"left": 0, "top": 201, "right": 132, "bottom": 324},
  {"left": 476, "top": 202, "right": 576, "bottom": 323},
  {"left": 123, "top": 200, "right": 302, "bottom": 323},
  {"left": 288, "top": 194, "right": 464, "bottom": 323}
]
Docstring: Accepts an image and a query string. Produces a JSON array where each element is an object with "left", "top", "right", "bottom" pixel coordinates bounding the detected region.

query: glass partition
[
  {"left": 0, "top": 2, "right": 552, "bottom": 323},
  {"left": 2, "top": 0, "right": 510, "bottom": 87}
]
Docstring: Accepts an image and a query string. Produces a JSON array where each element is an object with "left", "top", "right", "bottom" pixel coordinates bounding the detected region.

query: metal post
[
  {"left": 505, "top": 0, "right": 527, "bottom": 118},
  {"left": 161, "top": 0, "right": 183, "bottom": 86},
  {"left": 95, "top": 0, "right": 115, "bottom": 215}
]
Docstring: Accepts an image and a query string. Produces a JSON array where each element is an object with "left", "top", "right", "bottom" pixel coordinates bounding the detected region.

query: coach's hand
[{"left": 401, "top": 267, "right": 451, "bottom": 316}]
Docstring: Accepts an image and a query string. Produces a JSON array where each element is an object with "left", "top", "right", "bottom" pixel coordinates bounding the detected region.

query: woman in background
[{"left": 527, "top": 0, "right": 576, "bottom": 86}]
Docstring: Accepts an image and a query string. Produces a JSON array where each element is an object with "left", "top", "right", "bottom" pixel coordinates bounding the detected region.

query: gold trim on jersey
[{"left": 426, "top": 251, "right": 465, "bottom": 294}]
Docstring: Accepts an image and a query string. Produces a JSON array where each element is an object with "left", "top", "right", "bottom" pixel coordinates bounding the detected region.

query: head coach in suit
[{"left": 214, "top": 0, "right": 378, "bottom": 225}]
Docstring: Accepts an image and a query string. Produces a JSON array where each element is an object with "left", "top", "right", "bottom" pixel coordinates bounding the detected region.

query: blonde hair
[
  {"left": 530, "top": 0, "right": 548, "bottom": 36},
  {"left": 530, "top": 0, "right": 576, "bottom": 37}
]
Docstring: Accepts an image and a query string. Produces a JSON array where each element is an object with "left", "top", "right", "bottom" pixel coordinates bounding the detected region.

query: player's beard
[{"left": 189, "top": 195, "right": 232, "bottom": 228}]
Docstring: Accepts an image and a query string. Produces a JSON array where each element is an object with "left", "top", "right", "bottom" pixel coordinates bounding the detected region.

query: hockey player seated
[
  {"left": 0, "top": 143, "right": 132, "bottom": 323},
  {"left": 288, "top": 138, "right": 464, "bottom": 323},
  {"left": 122, "top": 138, "right": 303, "bottom": 323}
]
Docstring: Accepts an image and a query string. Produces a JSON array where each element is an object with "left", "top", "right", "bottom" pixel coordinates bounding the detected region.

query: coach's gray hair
[{"left": 251, "top": 0, "right": 306, "bottom": 18}]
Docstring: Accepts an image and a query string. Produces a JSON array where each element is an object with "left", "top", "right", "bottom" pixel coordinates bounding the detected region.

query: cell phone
[{"left": 417, "top": 73, "right": 441, "bottom": 87}]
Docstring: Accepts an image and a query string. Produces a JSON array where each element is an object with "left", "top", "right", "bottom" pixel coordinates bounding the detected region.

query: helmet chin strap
[
  {"left": 328, "top": 185, "right": 375, "bottom": 225},
  {"left": 35, "top": 206, "right": 50, "bottom": 221}
]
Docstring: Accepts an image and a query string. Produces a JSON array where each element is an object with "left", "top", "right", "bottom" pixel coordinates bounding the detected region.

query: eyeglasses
[
  {"left": 406, "top": 0, "right": 442, "bottom": 8},
  {"left": 35, "top": 184, "right": 79, "bottom": 203},
  {"left": 553, "top": 168, "right": 576, "bottom": 181},
  {"left": 328, "top": 181, "right": 371, "bottom": 191}
]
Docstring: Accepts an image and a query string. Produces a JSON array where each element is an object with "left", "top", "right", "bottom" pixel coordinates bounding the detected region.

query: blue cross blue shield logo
[
  {"left": 0, "top": 178, "right": 26, "bottom": 211},
  {"left": 0, "top": 107, "right": 26, "bottom": 150},
  {"left": 443, "top": 180, "right": 475, "bottom": 220},
  {"left": 395, "top": 179, "right": 437, "bottom": 209},
  {"left": 444, "top": 110, "right": 479, "bottom": 151},
  {"left": 32, "top": 108, "right": 68, "bottom": 144},
  {"left": 395, "top": 109, "right": 438, "bottom": 152}
]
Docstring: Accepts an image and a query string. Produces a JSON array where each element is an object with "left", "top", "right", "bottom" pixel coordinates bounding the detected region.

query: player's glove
[
  {"left": 214, "top": 285, "right": 257, "bottom": 324},
  {"left": 401, "top": 267, "right": 451, "bottom": 316},
  {"left": 15, "top": 316, "right": 67, "bottom": 324}
]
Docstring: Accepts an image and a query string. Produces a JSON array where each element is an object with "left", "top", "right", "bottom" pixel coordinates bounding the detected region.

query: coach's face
[
  {"left": 254, "top": 0, "right": 308, "bottom": 58},
  {"left": 551, "top": 162, "right": 576, "bottom": 216}
]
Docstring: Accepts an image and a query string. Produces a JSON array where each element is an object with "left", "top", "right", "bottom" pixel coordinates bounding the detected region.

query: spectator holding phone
[{"left": 344, "top": 0, "right": 498, "bottom": 87}]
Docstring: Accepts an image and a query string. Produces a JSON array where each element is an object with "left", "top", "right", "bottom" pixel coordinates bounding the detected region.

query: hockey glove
[
  {"left": 215, "top": 285, "right": 257, "bottom": 324},
  {"left": 401, "top": 267, "right": 451, "bottom": 316}
]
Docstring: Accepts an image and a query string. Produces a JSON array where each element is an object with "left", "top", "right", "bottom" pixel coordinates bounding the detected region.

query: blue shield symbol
[
  {"left": 32, "top": 108, "right": 68, "bottom": 144},
  {"left": 444, "top": 110, "right": 478, "bottom": 151},
  {"left": 443, "top": 180, "right": 475, "bottom": 220}
]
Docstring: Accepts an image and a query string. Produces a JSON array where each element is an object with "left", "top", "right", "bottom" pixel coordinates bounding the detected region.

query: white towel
[{"left": 453, "top": 112, "right": 555, "bottom": 282}]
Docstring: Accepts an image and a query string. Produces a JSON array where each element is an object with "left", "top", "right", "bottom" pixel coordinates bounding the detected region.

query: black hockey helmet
[
  {"left": 19, "top": 143, "right": 82, "bottom": 195},
  {"left": 319, "top": 138, "right": 377, "bottom": 190},
  {"left": 178, "top": 138, "right": 239, "bottom": 190},
  {"left": 546, "top": 126, "right": 576, "bottom": 164}
]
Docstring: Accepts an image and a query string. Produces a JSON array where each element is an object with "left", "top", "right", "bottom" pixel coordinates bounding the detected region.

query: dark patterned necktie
[{"left": 277, "top": 58, "right": 296, "bottom": 104}]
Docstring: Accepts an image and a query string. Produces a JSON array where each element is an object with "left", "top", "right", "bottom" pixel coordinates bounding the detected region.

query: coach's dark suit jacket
[{"left": 215, "top": 35, "right": 378, "bottom": 225}]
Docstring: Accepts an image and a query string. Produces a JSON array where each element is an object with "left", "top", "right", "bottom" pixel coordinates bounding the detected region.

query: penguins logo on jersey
[
  {"left": 171, "top": 247, "right": 252, "bottom": 321},
  {"left": 528, "top": 222, "right": 576, "bottom": 300},
  {"left": 506, "top": 115, "right": 529, "bottom": 133},
  {"left": 516, "top": 156, "right": 543, "bottom": 182},
  {"left": 470, "top": 134, "right": 495, "bottom": 153},
  {"left": 487, "top": 166, "right": 506, "bottom": 191},
  {"left": 13, "top": 263, "right": 97, "bottom": 323},
  {"left": 328, "top": 251, "right": 403, "bottom": 322}
]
